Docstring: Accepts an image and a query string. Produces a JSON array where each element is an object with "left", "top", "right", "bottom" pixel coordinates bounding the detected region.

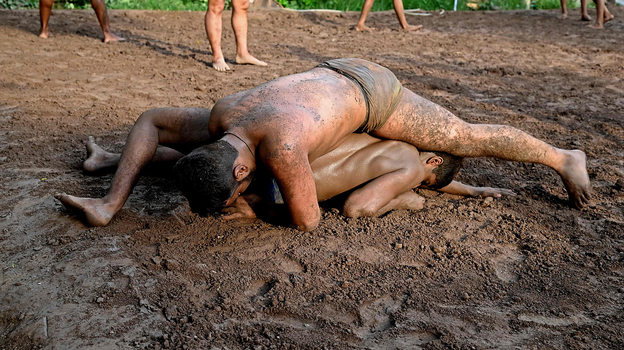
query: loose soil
[{"left": 1, "top": 6, "right": 623, "bottom": 350}]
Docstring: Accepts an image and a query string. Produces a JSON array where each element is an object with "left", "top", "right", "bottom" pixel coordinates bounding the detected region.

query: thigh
[
  {"left": 372, "top": 88, "right": 473, "bottom": 153},
  {"left": 142, "top": 107, "right": 213, "bottom": 152}
]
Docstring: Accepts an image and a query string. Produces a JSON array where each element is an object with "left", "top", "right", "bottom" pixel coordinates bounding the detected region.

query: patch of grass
[{"left": 0, "top": 0, "right": 37, "bottom": 9}]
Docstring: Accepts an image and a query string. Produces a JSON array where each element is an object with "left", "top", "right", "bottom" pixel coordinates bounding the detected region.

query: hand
[
  {"left": 221, "top": 197, "right": 256, "bottom": 221},
  {"left": 474, "top": 187, "right": 516, "bottom": 198}
]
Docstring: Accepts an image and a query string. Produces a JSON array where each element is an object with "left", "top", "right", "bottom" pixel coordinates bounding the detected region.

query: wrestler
[
  {"left": 39, "top": 0, "right": 124, "bottom": 42},
  {"left": 220, "top": 133, "right": 515, "bottom": 221},
  {"left": 57, "top": 58, "right": 590, "bottom": 231}
]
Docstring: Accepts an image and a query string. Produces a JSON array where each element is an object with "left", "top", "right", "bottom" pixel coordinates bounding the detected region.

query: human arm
[
  {"left": 221, "top": 194, "right": 260, "bottom": 220},
  {"left": 437, "top": 181, "right": 516, "bottom": 198},
  {"left": 266, "top": 150, "right": 320, "bottom": 231}
]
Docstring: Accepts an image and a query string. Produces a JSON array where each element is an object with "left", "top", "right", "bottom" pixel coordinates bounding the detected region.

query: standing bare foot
[
  {"left": 604, "top": 12, "right": 614, "bottom": 23},
  {"left": 555, "top": 149, "right": 591, "bottom": 209},
  {"left": 83, "top": 136, "right": 120, "bottom": 173},
  {"left": 212, "top": 57, "right": 231, "bottom": 72},
  {"left": 355, "top": 24, "right": 375, "bottom": 31},
  {"left": 402, "top": 24, "right": 423, "bottom": 31},
  {"left": 103, "top": 32, "right": 125, "bottom": 43},
  {"left": 39, "top": 28, "right": 50, "bottom": 39},
  {"left": 581, "top": 14, "right": 592, "bottom": 21},
  {"left": 55, "top": 193, "right": 118, "bottom": 226},
  {"left": 235, "top": 54, "right": 267, "bottom": 67},
  {"left": 588, "top": 23, "right": 604, "bottom": 29},
  {"left": 558, "top": 12, "right": 568, "bottom": 20}
]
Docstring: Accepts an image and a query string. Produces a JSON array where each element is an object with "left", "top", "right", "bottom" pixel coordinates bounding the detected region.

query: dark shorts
[{"left": 317, "top": 58, "right": 404, "bottom": 133}]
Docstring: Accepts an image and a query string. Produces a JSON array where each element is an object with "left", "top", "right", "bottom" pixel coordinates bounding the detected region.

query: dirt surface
[{"left": 1, "top": 6, "right": 624, "bottom": 349}]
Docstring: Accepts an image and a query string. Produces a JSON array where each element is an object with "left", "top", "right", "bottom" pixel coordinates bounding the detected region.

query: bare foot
[
  {"left": 39, "top": 28, "right": 50, "bottom": 39},
  {"left": 581, "top": 14, "right": 592, "bottom": 21},
  {"left": 397, "top": 192, "right": 426, "bottom": 211},
  {"left": 355, "top": 24, "right": 375, "bottom": 31},
  {"left": 83, "top": 136, "right": 120, "bottom": 173},
  {"left": 402, "top": 24, "right": 423, "bottom": 32},
  {"left": 556, "top": 150, "right": 591, "bottom": 209},
  {"left": 103, "top": 32, "right": 125, "bottom": 43},
  {"left": 235, "top": 54, "right": 267, "bottom": 67},
  {"left": 55, "top": 193, "right": 117, "bottom": 226},
  {"left": 604, "top": 12, "right": 614, "bottom": 23},
  {"left": 212, "top": 57, "right": 230, "bottom": 72},
  {"left": 558, "top": 12, "right": 568, "bottom": 20},
  {"left": 588, "top": 23, "right": 604, "bottom": 29}
]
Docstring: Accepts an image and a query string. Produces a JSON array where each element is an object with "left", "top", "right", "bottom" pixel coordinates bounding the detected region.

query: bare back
[{"left": 208, "top": 68, "right": 368, "bottom": 162}]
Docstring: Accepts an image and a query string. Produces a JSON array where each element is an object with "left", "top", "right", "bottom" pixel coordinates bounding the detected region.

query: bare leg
[
  {"left": 588, "top": 0, "right": 605, "bottom": 28},
  {"left": 581, "top": 0, "right": 591, "bottom": 21},
  {"left": 356, "top": 0, "right": 376, "bottom": 31},
  {"left": 232, "top": 0, "right": 267, "bottom": 67},
  {"left": 56, "top": 108, "right": 213, "bottom": 226},
  {"left": 559, "top": 0, "right": 568, "bottom": 19},
  {"left": 39, "top": 0, "right": 53, "bottom": 38},
  {"left": 83, "top": 136, "right": 185, "bottom": 173},
  {"left": 603, "top": 4, "right": 614, "bottom": 23},
  {"left": 375, "top": 89, "right": 591, "bottom": 208},
  {"left": 206, "top": 0, "right": 230, "bottom": 71},
  {"left": 392, "top": 0, "right": 422, "bottom": 31},
  {"left": 89, "top": 0, "right": 124, "bottom": 42}
]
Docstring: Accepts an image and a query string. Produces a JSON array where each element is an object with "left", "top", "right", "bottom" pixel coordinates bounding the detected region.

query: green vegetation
[
  {"left": 0, "top": 0, "right": 579, "bottom": 12},
  {"left": 0, "top": 0, "right": 37, "bottom": 9}
]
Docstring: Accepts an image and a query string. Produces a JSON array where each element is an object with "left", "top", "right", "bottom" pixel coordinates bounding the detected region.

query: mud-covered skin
[
  {"left": 209, "top": 68, "right": 368, "bottom": 230},
  {"left": 374, "top": 89, "right": 591, "bottom": 209}
]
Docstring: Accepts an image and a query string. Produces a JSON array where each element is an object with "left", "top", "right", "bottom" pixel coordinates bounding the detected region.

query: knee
[
  {"left": 343, "top": 201, "right": 375, "bottom": 218},
  {"left": 233, "top": 0, "right": 250, "bottom": 12},
  {"left": 136, "top": 108, "right": 165, "bottom": 126},
  {"left": 208, "top": 0, "right": 225, "bottom": 13}
]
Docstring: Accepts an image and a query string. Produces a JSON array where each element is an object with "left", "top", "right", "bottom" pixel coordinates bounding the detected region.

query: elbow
[{"left": 293, "top": 217, "right": 319, "bottom": 232}]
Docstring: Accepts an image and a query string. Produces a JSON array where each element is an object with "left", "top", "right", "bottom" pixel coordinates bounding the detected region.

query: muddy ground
[{"left": 1, "top": 6, "right": 623, "bottom": 349}]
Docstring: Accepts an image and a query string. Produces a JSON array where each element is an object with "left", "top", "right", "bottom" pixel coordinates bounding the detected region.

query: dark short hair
[
  {"left": 423, "top": 151, "right": 464, "bottom": 189},
  {"left": 173, "top": 141, "right": 239, "bottom": 215}
]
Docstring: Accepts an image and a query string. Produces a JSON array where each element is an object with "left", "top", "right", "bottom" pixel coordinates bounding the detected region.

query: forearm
[
  {"left": 437, "top": 181, "right": 516, "bottom": 198},
  {"left": 438, "top": 181, "right": 477, "bottom": 196}
]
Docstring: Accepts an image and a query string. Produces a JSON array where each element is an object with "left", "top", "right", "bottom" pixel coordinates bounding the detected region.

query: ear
[
  {"left": 233, "top": 164, "right": 250, "bottom": 181},
  {"left": 426, "top": 156, "right": 444, "bottom": 166}
]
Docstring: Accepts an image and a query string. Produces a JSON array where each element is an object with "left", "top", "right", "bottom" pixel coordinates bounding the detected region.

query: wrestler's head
[
  {"left": 173, "top": 141, "right": 254, "bottom": 215},
  {"left": 419, "top": 151, "right": 464, "bottom": 189}
]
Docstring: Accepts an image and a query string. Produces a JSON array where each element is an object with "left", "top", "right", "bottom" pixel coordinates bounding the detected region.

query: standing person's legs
[
  {"left": 373, "top": 89, "right": 591, "bottom": 208},
  {"left": 356, "top": 0, "right": 376, "bottom": 31},
  {"left": 580, "top": 0, "right": 591, "bottom": 21},
  {"left": 231, "top": 0, "right": 267, "bottom": 67},
  {"left": 392, "top": 0, "right": 422, "bottom": 31},
  {"left": 589, "top": 0, "right": 606, "bottom": 28},
  {"left": 559, "top": 0, "right": 568, "bottom": 19},
  {"left": 206, "top": 0, "right": 229, "bottom": 71},
  {"left": 39, "top": 0, "right": 54, "bottom": 38},
  {"left": 89, "top": 0, "right": 124, "bottom": 42},
  {"left": 57, "top": 108, "right": 213, "bottom": 226}
]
